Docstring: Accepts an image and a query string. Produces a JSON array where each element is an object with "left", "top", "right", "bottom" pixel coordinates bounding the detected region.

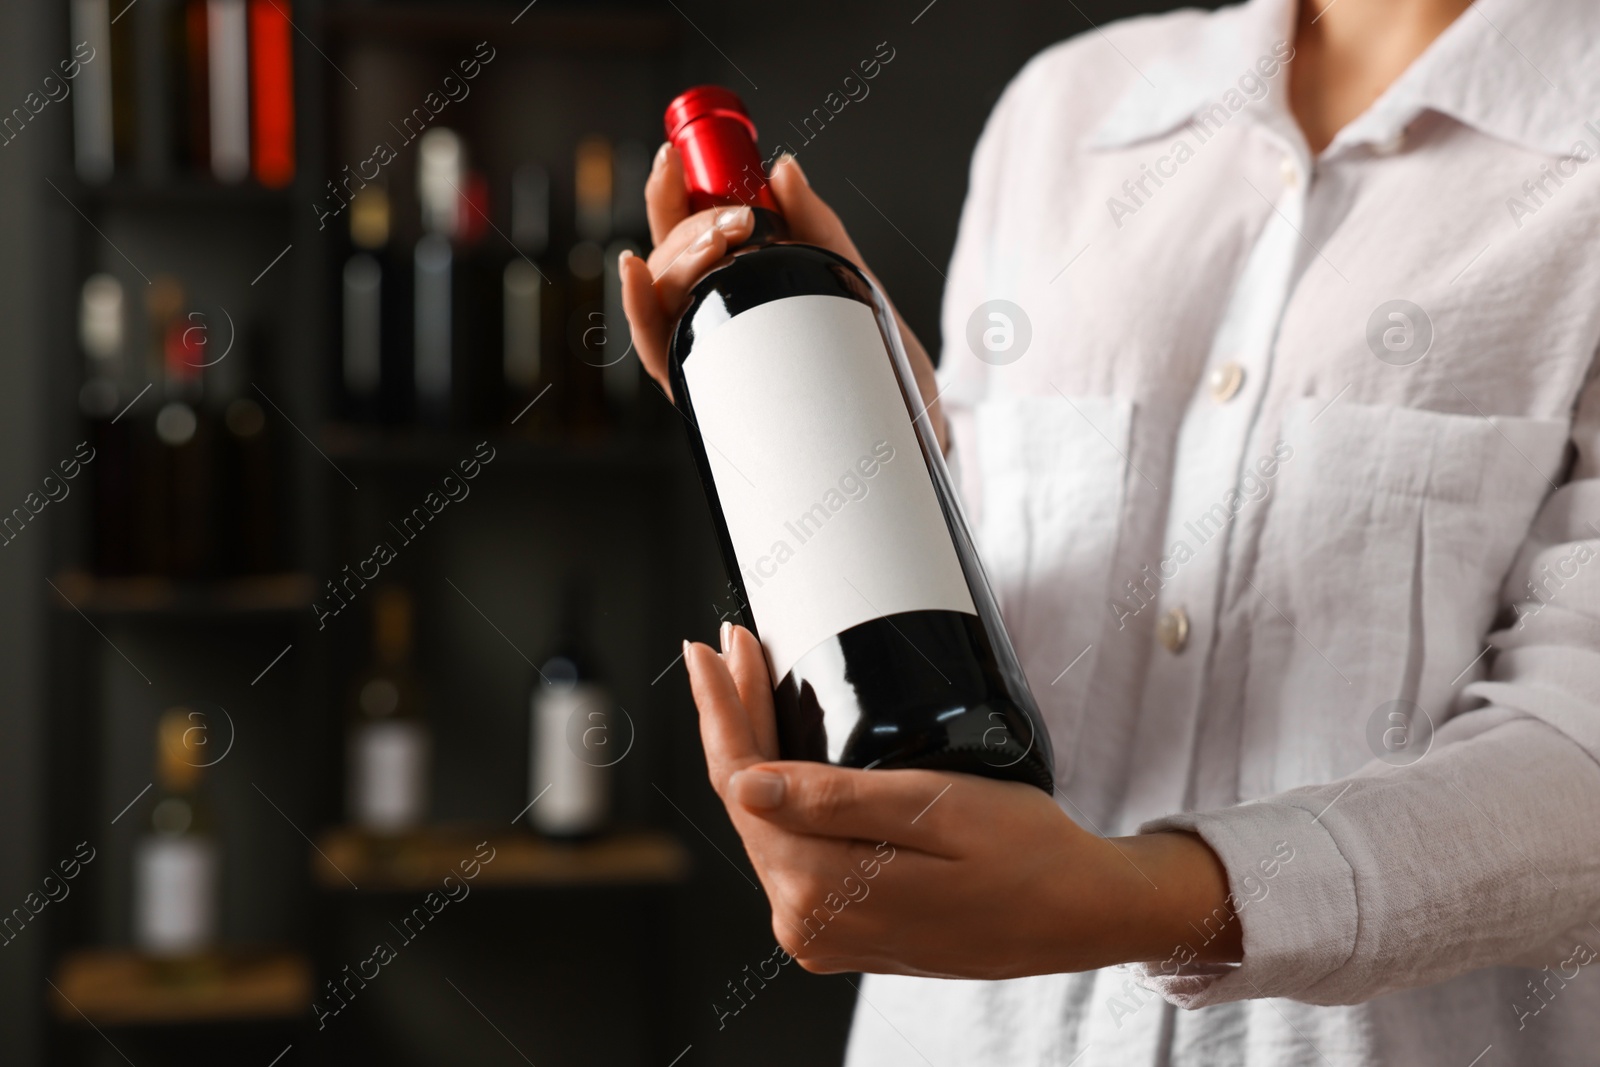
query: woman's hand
[
  {"left": 618, "top": 145, "right": 946, "bottom": 448},
  {"left": 685, "top": 624, "right": 1243, "bottom": 978}
]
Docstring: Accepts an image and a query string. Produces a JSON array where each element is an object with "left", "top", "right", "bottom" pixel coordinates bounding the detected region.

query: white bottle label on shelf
[
  {"left": 685, "top": 294, "right": 976, "bottom": 680},
  {"left": 206, "top": 0, "right": 250, "bottom": 183},
  {"left": 134, "top": 835, "right": 217, "bottom": 955},
  {"left": 531, "top": 682, "right": 611, "bottom": 836},
  {"left": 352, "top": 721, "right": 429, "bottom": 833}
]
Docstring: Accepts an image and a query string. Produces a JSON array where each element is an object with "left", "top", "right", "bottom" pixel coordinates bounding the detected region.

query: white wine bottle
[
  {"left": 348, "top": 586, "right": 430, "bottom": 834},
  {"left": 134, "top": 707, "right": 218, "bottom": 956},
  {"left": 529, "top": 587, "right": 610, "bottom": 838}
]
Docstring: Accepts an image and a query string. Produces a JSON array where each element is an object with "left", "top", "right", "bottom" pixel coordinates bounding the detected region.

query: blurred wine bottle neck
[
  {"left": 156, "top": 707, "right": 203, "bottom": 795},
  {"left": 373, "top": 586, "right": 414, "bottom": 667},
  {"left": 665, "top": 85, "right": 788, "bottom": 248}
]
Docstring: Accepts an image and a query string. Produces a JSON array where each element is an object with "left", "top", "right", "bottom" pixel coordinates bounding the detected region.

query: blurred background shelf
[
  {"left": 319, "top": 5, "right": 681, "bottom": 52},
  {"left": 312, "top": 825, "right": 691, "bottom": 891},
  {"left": 320, "top": 423, "right": 677, "bottom": 471},
  {"left": 52, "top": 176, "right": 295, "bottom": 212},
  {"left": 50, "top": 570, "right": 316, "bottom": 616},
  {"left": 49, "top": 948, "right": 311, "bottom": 1027}
]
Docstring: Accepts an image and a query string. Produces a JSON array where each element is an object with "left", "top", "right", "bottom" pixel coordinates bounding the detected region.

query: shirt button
[
  {"left": 1157, "top": 607, "right": 1190, "bottom": 654},
  {"left": 1279, "top": 156, "right": 1299, "bottom": 188},
  {"left": 1209, "top": 362, "right": 1244, "bottom": 403}
]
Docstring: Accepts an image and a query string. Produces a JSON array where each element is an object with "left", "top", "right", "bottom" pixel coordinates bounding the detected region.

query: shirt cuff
[{"left": 1134, "top": 798, "right": 1360, "bottom": 1007}]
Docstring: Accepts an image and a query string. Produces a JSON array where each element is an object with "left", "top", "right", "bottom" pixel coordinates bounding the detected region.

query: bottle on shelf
[
  {"left": 348, "top": 586, "right": 430, "bottom": 835},
  {"left": 207, "top": 317, "right": 275, "bottom": 575},
  {"left": 247, "top": 0, "right": 295, "bottom": 188},
  {"left": 414, "top": 128, "right": 461, "bottom": 427},
  {"left": 70, "top": 0, "right": 115, "bottom": 181},
  {"left": 79, "top": 274, "right": 138, "bottom": 575},
  {"left": 564, "top": 135, "right": 614, "bottom": 437},
  {"left": 342, "top": 185, "right": 389, "bottom": 422},
  {"left": 205, "top": 0, "right": 249, "bottom": 182},
  {"left": 503, "top": 163, "right": 555, "bottom": 435},
  {"left": 134, "top": 707, "right": 219, "bottom": 958},
  {"left": 660, "top": 86, "right": 1054, "bottom": 790},
  {"left": 528, "top": 583, "right": 612, "bottom": 839},
  {"left": 604, "top": 140, "right": 649, "bottom": 419},
  {"left": 155, "top": 295, "right": 216, "bottom": 578}
]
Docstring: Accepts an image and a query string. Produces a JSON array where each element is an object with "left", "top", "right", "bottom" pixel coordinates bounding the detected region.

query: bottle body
[
  {"left": 668, "top": 238, "right": 1053, "bottom": 790},
  {"left": 529, "top": 664, "right": 611, "bottom": 838},
  {"left": 134, "top": 707, "right": 219, "bottom": 957},
  {"left": 347, "top": 587, "right": 430, "bottom": 833}
]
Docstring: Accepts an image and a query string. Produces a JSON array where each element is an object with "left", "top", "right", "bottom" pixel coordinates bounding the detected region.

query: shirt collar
[{"left": 1088, "top": 0, "right": 1600, "bottom": 159}]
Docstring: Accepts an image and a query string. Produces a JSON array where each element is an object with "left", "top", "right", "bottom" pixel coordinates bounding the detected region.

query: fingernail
[
  {"left": 618, "top": 248, "right": 635, "bottom": 268},
  {"left": 715, "top": 206, "right": 751, "bottom": 231},
  {"left": 731, "top": 769, "right": 786, "bottom": 810},
  {"left": 776, "top": 152, "right": 806, "bottom": 184},
  {"left": 691, "top": 226, "right": 718, "bottom": 251},
  {"left": 719, "top": 620, "right": 733, "bottom": 653},
  {"left": 682, "top": 638, "right": 692, "bottom": 659},
  {"left": 654, "top": 141, "right": 671, "bottom": 169}
]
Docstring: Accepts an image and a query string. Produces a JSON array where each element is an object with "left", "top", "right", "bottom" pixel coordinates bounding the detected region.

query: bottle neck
[{"left": 741, "top": 206, "right": 789, "bottom": 250}]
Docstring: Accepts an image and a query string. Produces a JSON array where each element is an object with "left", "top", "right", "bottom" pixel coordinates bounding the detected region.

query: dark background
[{"left": 0, "top": 1, "right": 1206, "bottom": 1064}]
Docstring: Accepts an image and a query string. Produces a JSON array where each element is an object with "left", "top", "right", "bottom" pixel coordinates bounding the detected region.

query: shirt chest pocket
[
  {"left": 1238, "top": 400, "right": 1568, "bottom": 799},
  {"left": 972, "top": 394, "right": 1133, "bottom": 784}
]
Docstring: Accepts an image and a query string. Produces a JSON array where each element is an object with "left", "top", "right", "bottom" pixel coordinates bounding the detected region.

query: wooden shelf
[
  {"left": 313, "top": 825, "right": 691, "bottom": 891},
  {"left": 50, "top": 948, "right": 311, "bottom": 1027},
  {"left": 50, "top": 570, "right": 316, "bottom": 616},
  {"left": 320, "top": 5, "right": 680, "bottom": 53},
  {"left": 322, "top": 424, "right": 676, "bottom": 472}
]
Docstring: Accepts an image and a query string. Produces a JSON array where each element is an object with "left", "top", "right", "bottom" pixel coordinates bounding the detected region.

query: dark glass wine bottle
[{"left": 663, "top": 87, "right": 1053, "bottom": 791}]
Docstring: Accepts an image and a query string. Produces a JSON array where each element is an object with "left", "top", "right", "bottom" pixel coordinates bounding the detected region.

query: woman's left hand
[{"left": 686, "top": 625, "right": 1243, "bottom": 978}]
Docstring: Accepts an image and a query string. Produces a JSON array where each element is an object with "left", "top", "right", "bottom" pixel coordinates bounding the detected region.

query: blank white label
[
  {"left": 351, "top": 721, "right": 429, "bottom": 832},
  {"left": 134, "top": 836, "right": 217, "bottom": 955},
  {"left": 685, "top": 294, "right": 975, "bottom": 680},
  {"left": 531, "top": 682, "right": 610, "bottom": 836}
]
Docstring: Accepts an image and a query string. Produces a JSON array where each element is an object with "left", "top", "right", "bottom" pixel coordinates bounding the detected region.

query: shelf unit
[{"left": 40, "top": 3, "right": 724, "bottom": 1064}]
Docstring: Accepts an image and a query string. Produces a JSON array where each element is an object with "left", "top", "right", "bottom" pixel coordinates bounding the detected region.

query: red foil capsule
[{"left": 664, "top": 85, "right": 779, "bottom": 214}]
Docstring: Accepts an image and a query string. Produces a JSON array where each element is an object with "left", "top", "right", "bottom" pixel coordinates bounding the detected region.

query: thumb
[{"left": 768, "top": 154, "right": 864, "bottom": 267}]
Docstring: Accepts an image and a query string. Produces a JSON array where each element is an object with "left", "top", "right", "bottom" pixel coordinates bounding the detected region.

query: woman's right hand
[{"left": 617, "top": 145, "right": 945, "bottom": 447}]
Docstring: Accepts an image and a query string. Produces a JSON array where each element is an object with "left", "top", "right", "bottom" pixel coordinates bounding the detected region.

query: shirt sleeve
[{"left": 1135, "top": 364, "right": 1600, "bottom": 1008}]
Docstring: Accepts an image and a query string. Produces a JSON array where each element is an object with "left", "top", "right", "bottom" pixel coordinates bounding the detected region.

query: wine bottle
[
  {"left": 348, "top": 586, "right": 430, "bottom": 834},
  {"left": 662, "top": 87, "right": 1053, "bottom": 790},
  {"left": 528, "top": 586, "right": 611, "bottom": 838},
  {"left": 79, "top": 274, "right": 137, "bottom": 575},
  {"left": 503, "top": 163, "right": 553, "bottom": 434},
  {"left": 414, "top": 128, "right": 461, "bottom": 426},
  {"left": 205, "top": 0, "right": 249, "bottom": 183},
  {"left": 156, "top": 299, "right": 215, "bottom": 577},
  {"left": 70, "top": 0, "right": 114, "bottom": 181},
  {"left": 564, "top": 135, "right": 613, "bottom": 437},
  {"left": 208, "top": 319, "right": 275, "bottom": 575},
  {"left": 247, "top": 0, "right": 295, "bottom": 188},
  {"left": 134, "top": 707, "right": 219, "bottom": 957}
]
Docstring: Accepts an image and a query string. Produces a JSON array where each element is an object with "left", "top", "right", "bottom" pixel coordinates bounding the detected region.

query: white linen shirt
[{"left": 844, "top": 0, "right": 1600, "bottom": 1064}]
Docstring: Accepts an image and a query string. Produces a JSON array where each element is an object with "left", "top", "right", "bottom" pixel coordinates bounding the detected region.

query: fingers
[
  {"left": 722, "top": 623, "right": 778, "bottom": 761},
  {"left": 621, "top": 206, "right": 754, "bottom": 400},
  {"left": 728, "top": 762, "right": 969, "bottom": 857},
  {"left": 768, "top": 154, "right": 861, "bottom": 264},
  {"left": 618, "top": 250, "right": 670, "bottom": 398},
  {"left": 684, "top": 640, "right": 766, "bottom": 795},
  {"left": 645, "top": 142, "right": 689, "bottom": 247}
]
